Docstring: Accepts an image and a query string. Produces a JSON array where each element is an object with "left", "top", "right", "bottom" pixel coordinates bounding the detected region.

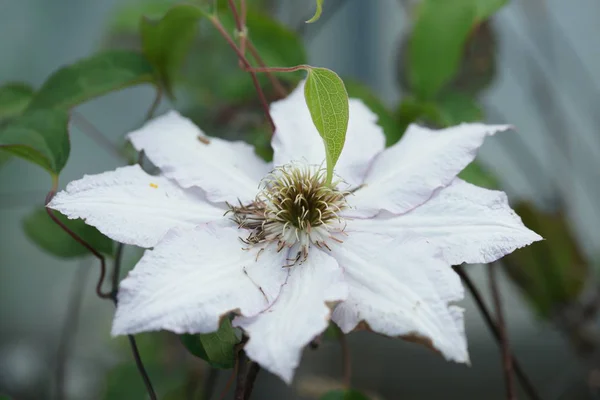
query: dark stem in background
[
  {"left": 46, "top": 89, "right": 164, "bottom": 400},
  {"left": 243, "top": 362, "right": 261, "bottom": 400},
  {"left": 202, "top": 367, "right": 219, "bottom": 400},
  {"left": 219, "top": 359, "right": 238, "bottom": 400},
  {"left": 145, "top": 86, "right": 163, "bottom": 122},
  {"left": 44, "top": 190, "right": 112, "bottom": 300},
  {"left": 340, "top": 333, "right": 351, "bottom": 388},
  {"left": 71, "top": 112, "right": 126, "bottom": 162},
  {"left": 213, "top": 9, "right": 276, "bottom": 133},
  {"left": 55, "top": 261, "right": 90, "bottom": 400},
  {"left": 489, "top": 263, "right": 517, "bottom": 400},
  {"left": 234, "top": 351, "right": 249, "bottom": 400},
  {"left": 453, "top": 266, "right": 543, "bottom": 400}
]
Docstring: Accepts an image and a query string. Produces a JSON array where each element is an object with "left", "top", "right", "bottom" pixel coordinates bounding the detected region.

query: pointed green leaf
[
  {"left": 306, "top": 0, "right": 324, "bottom": 23},
  {"left": 28, "top": 51, "right": 155, "bottom": 110},
  {"left": 0, "top": 109, "right": 69, "bottom": 176},
  {"left": 24, "top": 207, "right": 114, "bottom": 258},
  {"left": 0, "top": 82, "right": 35, "bottom": 120},
  {"left": 141, "top": 4, "right": 205, "bottom": 96},
  {"left": 304, "top": 67, "right": 349, "bottom": 184},
  {"left": 409, "top": 0, "right": 477, "bottom": 99},
  {"left": 435, "top": 91, "right": 483, "bottom": 125},
  {"left": 476, "top": 0, "right": 507, "bottom": 20},
  {"left": 320, "top": 389, "right": 370, "bottom": 400},
  {"left": 180, "top": 318, "right": 239, "bottom": 369}
]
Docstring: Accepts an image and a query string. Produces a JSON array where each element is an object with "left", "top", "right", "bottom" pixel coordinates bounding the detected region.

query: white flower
[{"left": 48, "top": 81, "right": 541, "bottom": 383}]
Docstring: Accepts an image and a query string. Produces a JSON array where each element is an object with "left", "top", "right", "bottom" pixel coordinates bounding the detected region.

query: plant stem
[
  {"left": 246, "top": 40, "right": 288, "bottom": 98},
  {"left": 209, "top": 15, "right": 276, "bottom": 133},
  {"left": 234, "top": 350, "right": 249, "bottom": 400},
  {"left": 55, "top": 262, "right": 89, "bottom": 400},
  {"left": 243, "top": 362, "right": 261, "bottom": 400},
  {"left": 453, "top": 266, "right": 542, "bottom": 400},
  {"left": 489, "top": 263, "right": 517, "bottom": 400},
  {"left": 340, "top": 333, "right": 351, "bottom": 388}
]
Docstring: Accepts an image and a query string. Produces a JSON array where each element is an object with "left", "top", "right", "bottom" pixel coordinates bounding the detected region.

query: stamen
[{"left": 228, "top": 164, "right": 348, "bottom": 264}]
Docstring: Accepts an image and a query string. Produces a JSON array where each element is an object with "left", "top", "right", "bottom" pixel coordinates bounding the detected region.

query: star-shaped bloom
[{"left": 48, "top": 81, "right": 541, "bottom": 383}]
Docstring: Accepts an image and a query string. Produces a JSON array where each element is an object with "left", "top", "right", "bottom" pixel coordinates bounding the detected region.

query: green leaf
[
  {"left": 344, "top": 79, "right": 403, "bottom": 146},
  {"left": 320, "top": 389, "right": 370, "bottom": 400},
  {"left": 109, "top": 0, "right": 178, "bottom": 33},
  {"left": 304, "top": 67, "right": 349, "bottom": 184},
  {"left": 396, "top": 97, "right": 444, "bottom": 137},
  {"left": 0, "top": 109, "right": 70, "bottom": 176},
  {"left": 475, "top": 0, "right": 507, "bottom": 20},
  {"left": 409, "top": 0, "right": 477, "bottom": 100},
  {"left": 458, "top": 162, "right": 498, "bottom": 189},
  {"left": 23, "top": 208, "right": 114, "bottom": 258},
  {"left": 306, "top": 0, "right": 324, "bottom": 23},
  {"left": 180, "top": 318, "right": 239, "bottom": 369},
  {"left": 436, "top": 91, "right": 483, "bottom": 125},
  {"left": 28, "top": 51, "right": 155, "bottom": 110},
  {"left": 141, "top": 4, "right": 205, "bottom": 96},
  {"left": 0, "top": 82, "right": 35, "bottom": 120}
]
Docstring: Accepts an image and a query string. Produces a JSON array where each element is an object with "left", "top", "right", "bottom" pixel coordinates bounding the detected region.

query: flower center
[{"left": 228, "top": 164, "right": 348, "bottom": 262}]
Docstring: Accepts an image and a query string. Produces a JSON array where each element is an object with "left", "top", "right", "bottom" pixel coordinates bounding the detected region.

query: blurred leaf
[
  {"left": 306, "top": 0, "right": 324, "bottom": 23},
  {"left": 304, "top": 67, "right": 349, "bottom": 184},
  {"left": 475, "top": 0, "right": 507, "bottom": 20},
  {"left": 396, "top": 97, "right": 443, "bottom": 135},
  {"left": 344, "top": 79, "right": 403, "bottom": 146},
  {"left": 321, "top": 389, "right": 370, "bottom": 400},
  {"left": 0, "top": 109, "right": 69, "bottom": 176},
  {"left": 458, "top": 162, "right": 499, "bottom": 189},
  {"left": 409, "top": 0, "right": 477, "bottom": 100},
  {"left": 109, "top": 0, "right": 177, "bottom": 33},
  {"left": 436, "top": 91, "right": 483, "bottom": 125},
  {"left": 103, "top": 362, "right": 167, "bottom": 400},
  {"left": 28, "top": 51, "right": 155, "bottom": 110},
  {"left": 23, "top": 208, "right": 114, "bottom": 258},
  {"left": 0, "top": 82, "right": 35, "bottom": 120},
  {"left": 141, "top": 4, "right": 205, "bottom": 96},
  {"left": 180, "top": 318, "right": 239, "bottom": 369},
  {"left": 323, "top": 321, "right": 342, "bottom": 340},
  {"left": 504, "top": 204, "right": 587, "bottom": 318}
]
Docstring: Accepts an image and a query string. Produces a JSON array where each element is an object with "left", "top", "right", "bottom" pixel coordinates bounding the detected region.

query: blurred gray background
[{"left": 2, "top": 0, "right": 599, "bottom": 398}]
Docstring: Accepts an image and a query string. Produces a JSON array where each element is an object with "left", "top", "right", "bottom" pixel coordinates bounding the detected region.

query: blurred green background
[{"left": 2, "top": 0, "right": 600, "bottom": 399}]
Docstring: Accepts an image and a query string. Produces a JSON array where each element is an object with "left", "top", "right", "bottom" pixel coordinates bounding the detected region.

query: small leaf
[
  {"left": 180, "top": 318, "right": 239, "bottom": 369},
  {"left": 28, "top": 51, "right": 155, "bottom": 110},
  {"left": 0, "top": 109, "right": 70, "bottom": 176},
  {"left": 320, "top": 389, "right": 370, "bottom": 400},
  {"left": 23, "top": 208, "right": 114, "bottom": 258},
  {"left": 304, "top": 67, "right": 349, "bottom": 184},
  {"left": 409, "top": 0, "right": 477, "bottom": 99},
  {"left": 141, "top": 4, "right": 205, "bottom": 96},
  {"left": 0, "top": 82, "right": 35, "bottom": 120},
  {"left": 475, "top": 0, "right": 507, "bottom": 20},
  {"left": 306, "top": 0, "right": 324, "bottom": 23},
  {"left": 344, "top": 79, "right": 403, "bottom": 146}
]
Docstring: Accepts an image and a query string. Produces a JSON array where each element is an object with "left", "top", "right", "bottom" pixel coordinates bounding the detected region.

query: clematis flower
[{"left": 48, "top": 81, "right": 541, "bottom": 383}]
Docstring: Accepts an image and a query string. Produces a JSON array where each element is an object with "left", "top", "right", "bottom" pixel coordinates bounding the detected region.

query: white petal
[
  {"left": 112, "top": 225, "right": 288, "bottom": 336},
  {"left": 271, "top": 81, "right": 385, "bottom": 187},
  {"left": 350, "top": 179, "right": 543, "bottom": 265},
  {"left": 128, "top": 110, "right": 270, "bottom": 203},
  {"left": 234, "top": 248, "right": 347, "bottom": 383},
  {"left": 330, "top": 230, "right": 468, "bottom": 363},
  {"left": 48, "top": 165, "right": 224, "bottom": 248},
  {"left": 347, "top": 123, "right": 512, "bottom": 216}
]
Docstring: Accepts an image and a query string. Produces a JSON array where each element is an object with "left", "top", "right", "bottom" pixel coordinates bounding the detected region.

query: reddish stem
[{"left": 209, "top": 16, "right": 276, "bottom": 133}]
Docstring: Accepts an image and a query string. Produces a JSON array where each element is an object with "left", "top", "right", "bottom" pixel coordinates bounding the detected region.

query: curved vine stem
[{"left": 454, "top": 265, "right": 543, "bottom": 400}]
